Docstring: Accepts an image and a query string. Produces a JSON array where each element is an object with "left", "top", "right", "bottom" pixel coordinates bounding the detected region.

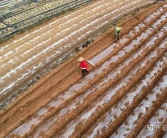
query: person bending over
[{"left": 78, "top": 57, "right": 89, "bottom": 77}]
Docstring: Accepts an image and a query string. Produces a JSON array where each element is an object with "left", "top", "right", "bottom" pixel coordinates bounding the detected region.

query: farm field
[
  {"left": 0, "top": 0, "right": 167, "bottom": 138},
  {"left": 0, "top": 0, "right": 154, "bottom": 108},
  {"left": 0, "top": 0, "right": 93, "bottom": 39}
]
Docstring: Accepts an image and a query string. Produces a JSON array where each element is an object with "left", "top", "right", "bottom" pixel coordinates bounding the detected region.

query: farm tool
[{"left": 87, "top": 60, "right": 96, "bottom": 67}]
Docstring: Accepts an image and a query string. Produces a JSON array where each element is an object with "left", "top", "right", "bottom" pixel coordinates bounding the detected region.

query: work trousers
[
  {"left": 82, "top": 69, "right": 88, "bottom": 77},
  {"left": 114, "top": 30, "right": 120, "bottom": 40}
]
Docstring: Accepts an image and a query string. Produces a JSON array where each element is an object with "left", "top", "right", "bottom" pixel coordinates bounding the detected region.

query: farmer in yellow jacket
[{"left": 114, "top": 24, "right": 122, "bottom": 41}]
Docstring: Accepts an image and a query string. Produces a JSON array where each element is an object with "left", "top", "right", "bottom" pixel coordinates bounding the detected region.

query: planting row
[{"left": 0, "top": 3, "right": 166, "bottom": 137}]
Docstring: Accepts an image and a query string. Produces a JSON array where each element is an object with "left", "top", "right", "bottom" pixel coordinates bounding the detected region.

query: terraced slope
[
  {"left": 0, "top": 0, "right": 154, "bottom": 107},
  {"left": 0, "top": 1, "right": 167, "bottom": 138}
]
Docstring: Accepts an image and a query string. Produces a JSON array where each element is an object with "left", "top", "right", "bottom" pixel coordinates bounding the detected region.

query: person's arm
[
  {"left": 115, "top": 27, "right": 117, "bottom": 34},
  {"left": 85, "top": 61, "right": 88, "bottom": 70}
]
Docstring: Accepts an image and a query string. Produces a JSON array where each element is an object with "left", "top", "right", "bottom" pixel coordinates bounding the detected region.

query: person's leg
[
  {"left": 82, "top": 69, "right": 85, "bottom": 77},
  {"left": 117, "top": 31, "right": 120, "bottom": 40},
  {"left": 82, "top": 69, "right": 87, "bottom": 77},
  {"left": 82, "top": 69, "right": 88, "bottom": 77},
  {"left": 85, "top": 69, "right": 88, "bottom": 75},
  {"left": 117, "top": 34, "right": 120, "bottom": 40},
  {"left": 114, "top": 33, "right": 117, "bottom": 39}
]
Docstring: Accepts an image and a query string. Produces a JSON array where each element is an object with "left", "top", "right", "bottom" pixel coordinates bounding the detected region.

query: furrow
[
  {"left": 0, "top": 0, "right": 145, "bottom": 95},
  {"left": 0, "top": 2, "right": 165, "bottom": 137},
  {"left": 29, "top": 27, "right": 167, "bottom": 138},
  {"left": 111, "top": 75, "right": 167, "bottom": 138},
  {"left": 0, "top": 0, "right": 131, "bottom": 60},
  {"left": 0, "top": 0, "right": 114, "bottom": 62},
  {"left": 1, "top": 20, "right": 146, "bottom": 138},
  {"left": 54, "top": 35, "right": 167, "bottom": 138},
  {"left": 143, "top": 4, "right": 167, "bottom": 26},
  {"left": 7, "top": 19, "right": 161, "bottom": 138},
  {"left": 152, "top": 117, "right": 167, "bottom": 138},
  {"left": 83, "top": 59, "right": 167, "bottom": 138},
  {"left": 2, "top": 6, "right": 166, "bottom": 136},
  {"left": 90, "top": 4, "right": 167, "bottom": 64},
  {"left": 0, "top": 0, "right": 116, "bottom": 75},
  {"left": 109, "top": 55, "right": 167, "bottom": 137},
  {"left": 0, "top": 0, "right": 106, "bottom": 54},
  {"left": 137, "top": 100, "right": 167, "bottom": 137},
  {"left": 0, "top": 16, "right": 140, "bottom": 123},
  {"left": 0, "top": 0, "right": 152, "bottom": 120}
]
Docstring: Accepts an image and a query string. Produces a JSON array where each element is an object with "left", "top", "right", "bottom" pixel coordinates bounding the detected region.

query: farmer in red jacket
[{"left": 78, "top": 57, "right": 88, "bottom": 77}]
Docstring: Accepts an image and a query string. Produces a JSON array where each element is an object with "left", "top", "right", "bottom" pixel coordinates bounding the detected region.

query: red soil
[{"left": 0, "top": 1, "right": 167, "bottom": 138}]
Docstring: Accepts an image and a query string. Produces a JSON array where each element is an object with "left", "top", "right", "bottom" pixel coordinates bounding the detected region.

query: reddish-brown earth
[
  {"left": 0, "top": 0, "right": 155, "bottom": 105},
  {"left": 1, "top": 0, "right": 167, "bottom": 138}
]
